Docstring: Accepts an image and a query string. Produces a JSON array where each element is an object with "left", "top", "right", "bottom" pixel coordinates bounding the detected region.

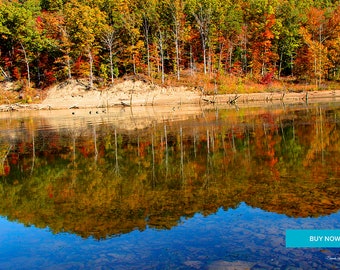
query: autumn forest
[{"left": 0, "top": 0, "right": 340, "bottom": 91}]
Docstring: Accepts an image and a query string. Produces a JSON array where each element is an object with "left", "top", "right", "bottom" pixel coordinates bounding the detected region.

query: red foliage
[
  {"left": 36, "top": 16, "right": 44, "bottom": 33},
  {"left": 4, "top": 57, "right": 11, "bottom": 68},
  {"left": 0, "top": 162, "right": 10, "bottom": 176},
  {"left": 138, "top": 142, "right": 150, "bottom": 157},
  {"left": 10, "top": 153, "right": 19, "bottom": 165},
  {"left": 228, "top": 61, "right": 242, "bottom": 76},
  {"left": 260, "top": 71, "right": 274, "bottom": 85},
  {"left": 12, "top": 67, "right": 21, "bottom": 80},
  {"left": 3, "top": 164, "right": 10, "bottom": 176},
  {"left": 44, "top": 70, "right": 56, "bottom": 85},
  {"left": 38, "top": 53, "right": 56, "bottom": 87},
  {"left": 36, "top": 16, "right": 42, "bottom": 24},
  {"left": 294, "top": 46, "right": 314, "bottom": 79},
  {"left": 74, "top": 55, "right": 88, "bottom": 77}
]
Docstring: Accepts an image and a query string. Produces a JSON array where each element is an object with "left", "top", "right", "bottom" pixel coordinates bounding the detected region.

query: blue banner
[{"left": 286, "top": 230, "right": 340, "bottom": 248}]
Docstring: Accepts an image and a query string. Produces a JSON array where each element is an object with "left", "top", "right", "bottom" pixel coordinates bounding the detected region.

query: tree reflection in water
[{"left": 0, "top": 103, "right": 339, "bottom": 240}]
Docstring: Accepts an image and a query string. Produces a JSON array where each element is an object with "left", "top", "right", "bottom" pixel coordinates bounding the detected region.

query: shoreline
[{"left": 1, "top": 80, "right": 340, "bottom": 112}]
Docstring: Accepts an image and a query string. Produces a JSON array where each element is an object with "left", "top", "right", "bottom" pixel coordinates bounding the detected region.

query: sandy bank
[{"left": 1, "top": 79, "right": 340, "bottom": 112}]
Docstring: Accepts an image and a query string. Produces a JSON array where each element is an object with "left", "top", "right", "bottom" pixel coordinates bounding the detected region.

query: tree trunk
[
  {"left": 202, "top": 34, "right": 207, "bottom": 74},
  {"left": 318, "top": 24, "right": 323, "bottom": 87},
  {"left": 278, "top": 51, "right": 283, "bottom": 79},
  {"left": 242, "top": 25, "right": 248, "bottom": 74},
  {"left": 171, "top": 2, "right": 182, "bottom": 80},
  {"left": 190, "top": 45, "right": 194, "bottom": 75},
  {"left": 229, "top": 45, "right": 233, "bottom": 73},
  {"left": 143, "top": 18, "right": 151, "bottom": 77},
  {"left": 109, "top": 46, "right": 114, "bottom": 85},
  {"left": 89, "top": 50, "right": 94, "bottom": 89},
  {"left": 194, "top": 8, "right": 210, "bottom": 75},
  {"left": 133, "top": 53, "right": 136, "bottom": 75},
  {"left": 158, "top": 30, "right": 165, "bottom": 84},
  {"left": 102, "top": 30, "right": 116, "bottom": 85},
  {"left": 218, "top": 42, "right": 223, "bottom": 72},
  {"left": 174, "top": 23, "right": 180, "bottom": 80},
  {"left": 0, "top": 66, "right": 9, "bottom": 80},
  {"left": 20, "top": 42, "right": 31, "bottom": 88}
]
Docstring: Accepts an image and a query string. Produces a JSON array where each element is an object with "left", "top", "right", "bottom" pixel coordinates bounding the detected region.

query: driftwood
[
  {"left": 202, "top": 98, "right": 216, "bottom": 104},
  {"left": 228, "top": 94, "right": 240, "bottom": 104},
  {"left": 301, "top": 92, "right": 308, "bottom": 102},
  {"left": 280, "top": 92, "right": 286, "bottom": 101},
  {"left": 121, "top": 101, "right": 131, "bottom": 107}
]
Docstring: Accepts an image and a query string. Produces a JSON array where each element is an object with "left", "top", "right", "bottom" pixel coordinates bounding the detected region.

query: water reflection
[
  {"left": 0, "top": 102, "right": 340, "bottom": 268},
  {"left": 0, "top": 203, "right": 339, "bottom": 269}
]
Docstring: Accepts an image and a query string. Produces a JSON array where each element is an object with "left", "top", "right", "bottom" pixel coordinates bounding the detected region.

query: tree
[
  {"left": 59, "top": 25, "right": 73, "bottom": 80},
  {"left": 102, "top": 27, "right": 118, "bottom": 85},
  {"left": 123, "top": 16, "right": 143, "bottom": 75},
  {"left": 169, "top": 0, "right": 186, "bottom": 80},
  {"left": 275, "top": 0, "right": 302, "bottom": 78},
  {"left": 211, "top": 0, "right": 243, "bottom": 74},
  {"left": 39, "top": 10, "right": 75, "bottom": 82},
  {"left": 0, "top": 0, "right": 49, "bottom": 88},
  {"left": 2, "top": 0, "right": 340, "bottom": 89},
  {"left": 136, "top": 0, "right": 159, "bottom": 77},
  {"left": 186, "top": 0, "right": 216, "bottom": 74},
  {"left": 325, "top": 5, "right": 340, "bottom": 80},
  {"left": 40, "top": 0, "right": 63, "bottom": 12},
  {"left": 64, "top": 0, "right": 107, "bottom": 88},
  {"left": 297, "top": 5, "right": 340, "bottom": 86},
  {"left": 244, "top": 0, "right": 279, "bottom": 80},
  {"left": 115, "top": 0, "right": 143, "bottom": 75}
]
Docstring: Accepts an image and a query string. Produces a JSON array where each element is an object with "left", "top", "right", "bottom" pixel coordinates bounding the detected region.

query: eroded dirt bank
[{"left": 1, "top": 79, "right": 340, "bottom": 112}]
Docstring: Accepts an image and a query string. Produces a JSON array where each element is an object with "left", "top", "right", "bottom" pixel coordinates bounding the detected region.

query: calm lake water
[{"left": 0, "top": 101, "right": 340, "bottom": 269}]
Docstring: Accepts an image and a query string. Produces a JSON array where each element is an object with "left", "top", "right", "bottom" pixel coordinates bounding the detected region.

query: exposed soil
[{"left": 1, "top": 79, "right": 340, "bottom": 112}]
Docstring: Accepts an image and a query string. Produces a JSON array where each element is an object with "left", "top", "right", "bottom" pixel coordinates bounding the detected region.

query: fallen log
[
  {"left": 121, "top": 101, "right": 131, "bottom": 107},
  {"left": 202, "top": 98, "right": 216, "bottom": 104},
  {"left": 229, "top": 94, "right": 240, "bottom": 104}
]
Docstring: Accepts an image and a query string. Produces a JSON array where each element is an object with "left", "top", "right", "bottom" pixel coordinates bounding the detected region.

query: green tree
[
  {"left": 64, "top": 0, "right": 107, "bottom": 88},
  {"left": 211, "top": 0, "right": 243, "bottom": 73},
  {"left": 0, "top": 0, "right": 51, "bottom": 88},
  {"left": 275, "top": 0, "right": 302, "bottom": 77},
  {"left": 135, "top": 0, "right": 159, "bottom": 77}
]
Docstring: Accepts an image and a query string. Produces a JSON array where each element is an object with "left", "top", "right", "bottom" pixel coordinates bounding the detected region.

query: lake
[{"left": 0, "top": 101, "right": 340, "bottom": 269}]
